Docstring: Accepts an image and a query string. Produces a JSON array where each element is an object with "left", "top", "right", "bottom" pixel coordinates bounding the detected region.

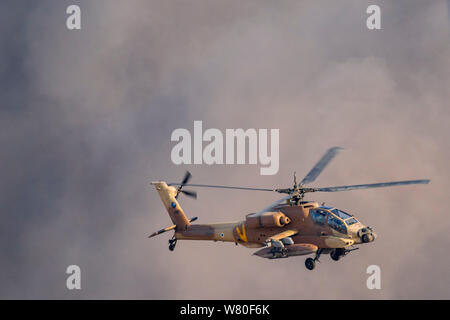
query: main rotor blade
[
  {"left": 248, "top": 195, "right": 291, "bottom": 217},
  {"left": 300, "top": 147, "right": 343, "bottom": 185},
  {"left": 312, "top": 179, "right": 430, "bottom": 192},
  {"left": 168, "top": 183, "right": 275, "bottom": 192}
]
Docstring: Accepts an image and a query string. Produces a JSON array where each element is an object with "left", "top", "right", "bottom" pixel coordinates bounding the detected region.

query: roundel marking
[{"left": 171, "top": 202, "right": 177, "bottom": 208}]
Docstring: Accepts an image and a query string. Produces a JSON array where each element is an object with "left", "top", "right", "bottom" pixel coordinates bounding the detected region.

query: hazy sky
[{"left": 1, "top": 0, "right": 449, "bottom": 299}]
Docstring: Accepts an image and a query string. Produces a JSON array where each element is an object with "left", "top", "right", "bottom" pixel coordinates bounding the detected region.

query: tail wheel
[
  {"left": 305, "top": 258, "right": 315, "bottom": 270},
  {"left": 168, "top": 237, "right": 177, "bottom": 251}
]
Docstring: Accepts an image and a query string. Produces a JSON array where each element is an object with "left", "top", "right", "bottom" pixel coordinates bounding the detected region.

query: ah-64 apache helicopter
[{"left": 150, "top": 147, "right": 429, "bottom": 270}]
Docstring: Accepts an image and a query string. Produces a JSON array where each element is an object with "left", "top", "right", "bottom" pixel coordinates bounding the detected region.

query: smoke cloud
[{"left": 0, "top": 0, "right": 449, "bottom": 298}]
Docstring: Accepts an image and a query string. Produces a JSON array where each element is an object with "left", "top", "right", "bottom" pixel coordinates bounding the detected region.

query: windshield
[
  {"left": 312, "top": 207, "right": 355, "bottom": 233},
  {"left": 331, "top": 208, "right": 352, "bottom": 220},
  {"left": 345, "top": 218, "right": 358, "bottom": 226},
  {"left": 309, "top": 209, "right": 327, "bottom": 226},
  {"left": 327, "top": 215, "right": 347, "bottom": 234}
]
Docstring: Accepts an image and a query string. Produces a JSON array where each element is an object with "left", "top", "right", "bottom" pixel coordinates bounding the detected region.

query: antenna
[{"left": 293, "top": 171, "right": 297, "bottom": 188}]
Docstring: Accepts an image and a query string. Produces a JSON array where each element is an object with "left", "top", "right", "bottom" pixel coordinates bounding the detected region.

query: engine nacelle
[{"left": 246, "top": 211, "right": 291, "bottom": 228}]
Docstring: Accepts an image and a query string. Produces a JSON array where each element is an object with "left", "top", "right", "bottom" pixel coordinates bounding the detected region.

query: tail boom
[{"left": 175, "top": 222, "right": 238, "bottom": 242}]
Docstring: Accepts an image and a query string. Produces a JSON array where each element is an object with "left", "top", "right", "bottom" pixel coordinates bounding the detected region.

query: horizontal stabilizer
[{"left": 148, "top": 217, "right": 198, "bottom": 238}]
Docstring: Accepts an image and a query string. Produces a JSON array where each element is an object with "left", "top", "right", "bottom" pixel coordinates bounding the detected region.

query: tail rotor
[{"left": 175, "top": 171, "right": 197, "bottom": 199}]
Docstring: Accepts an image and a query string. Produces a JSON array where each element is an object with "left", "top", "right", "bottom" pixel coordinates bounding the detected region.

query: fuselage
[{"left": 175, "top": 201, "right": 377, "bottom": 250}]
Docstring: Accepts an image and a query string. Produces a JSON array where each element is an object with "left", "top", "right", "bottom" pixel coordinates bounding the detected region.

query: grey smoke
[{"left": 0, "top": 0, "right": 449, "bottom": 299}]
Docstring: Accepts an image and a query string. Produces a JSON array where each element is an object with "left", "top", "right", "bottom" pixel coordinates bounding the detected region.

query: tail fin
[{"left": 152, "top": 181, "right": 191, "bottom": 230}]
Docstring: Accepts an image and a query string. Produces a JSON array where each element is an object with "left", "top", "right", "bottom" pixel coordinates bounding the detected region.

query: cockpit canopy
[{"left": 309, "top": 206, "right": 359, "bottom": 234}]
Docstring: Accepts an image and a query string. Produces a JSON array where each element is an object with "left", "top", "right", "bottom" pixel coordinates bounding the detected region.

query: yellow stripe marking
[{"left": 236, "top": 224, "right": 247, "bottom": 242}]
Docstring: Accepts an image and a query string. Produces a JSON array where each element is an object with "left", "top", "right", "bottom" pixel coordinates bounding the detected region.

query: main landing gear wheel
[
  {"left": 330, "top": 248, "right": 345, "bottom": 261},
  {"left": 168, "top": 237, "right": 177, "bottom": 251},
  {"left": 330, "top": 251, "right": 340, "bottom": 261},
  {"left": 305, "top": 258, "right": 315, "bottom": 270},
  {"left": 305, "top": 249, "right": 322, "bottom": 270}
]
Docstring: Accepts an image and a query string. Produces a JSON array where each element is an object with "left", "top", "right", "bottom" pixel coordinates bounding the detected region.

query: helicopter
[{"left": 150, "top": 147, "right": 430, "bottom": 270}]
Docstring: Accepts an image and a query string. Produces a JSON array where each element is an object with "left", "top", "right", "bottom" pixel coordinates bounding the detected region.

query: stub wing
[
  {"left": 267, "top": 229, "right": 298, "bottom": 242},
  {"left": 255, "top": 229, "right": 318, "bottom": 259},
  {"left": 254, "top": 243, "right": 318, "bottom": 259}
]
